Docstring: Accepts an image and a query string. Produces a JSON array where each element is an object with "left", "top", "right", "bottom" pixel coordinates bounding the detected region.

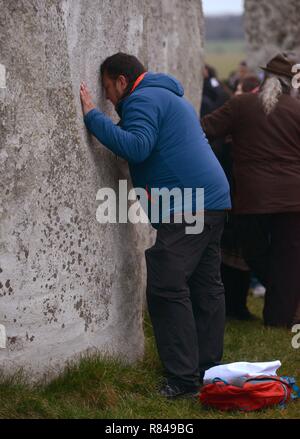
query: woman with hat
[{"left": 201, "top": 53, "right": 300, "bottom": 328}]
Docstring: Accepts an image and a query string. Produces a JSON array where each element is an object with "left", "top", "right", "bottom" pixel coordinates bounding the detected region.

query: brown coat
[{"left": 201, "top": 93, "right": 300, "bottom": 214}]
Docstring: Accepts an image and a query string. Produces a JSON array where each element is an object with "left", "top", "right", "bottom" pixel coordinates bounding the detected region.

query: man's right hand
[{"left": 80, "top": 81, "right": 96, "bottom": 116}]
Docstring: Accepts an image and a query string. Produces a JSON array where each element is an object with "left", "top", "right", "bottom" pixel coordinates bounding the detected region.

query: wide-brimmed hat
[{"left": 260, "top": 53, "right": 296, "bottom": 79}]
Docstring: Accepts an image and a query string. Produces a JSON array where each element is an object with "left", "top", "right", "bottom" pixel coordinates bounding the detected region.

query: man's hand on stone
[{"left": 80, "top": 81, "right": 96, "bottom": 115}]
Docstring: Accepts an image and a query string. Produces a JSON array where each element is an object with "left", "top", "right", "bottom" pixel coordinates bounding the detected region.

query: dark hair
[
  {"left": 205, "top": 64, "right": 217, "bottom": 79},
  {"left": 241, "top": 75, "right": 261, "bottom": 92},
  {"left": 100, "top": 52, "right": 146, "bottom": 96}
]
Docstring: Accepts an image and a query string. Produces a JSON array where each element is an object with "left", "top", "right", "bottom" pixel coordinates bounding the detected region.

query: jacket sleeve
[
  {"left": 84, "top": 94, "right": 159, "bottom": 164},
  {"left": 201, "top": 97, "right": 236, "bottom": 140}
]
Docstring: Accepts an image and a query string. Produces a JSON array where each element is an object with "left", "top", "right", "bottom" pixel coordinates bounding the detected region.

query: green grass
[
  {"left": 0, "top": 296, "right": 299, "bottom": 419},
  {"left": 204, "top": 39, "right": 246, "bottom": 81}
]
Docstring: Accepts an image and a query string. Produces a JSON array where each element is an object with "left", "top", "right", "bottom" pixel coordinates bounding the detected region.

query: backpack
[{"left": 199, "top": 375, "right": 300, "bottom": 412}]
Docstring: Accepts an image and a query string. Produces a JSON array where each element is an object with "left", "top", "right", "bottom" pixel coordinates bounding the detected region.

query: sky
[{"left": 202, "top": 0, "right": 243, "bottom": 16}]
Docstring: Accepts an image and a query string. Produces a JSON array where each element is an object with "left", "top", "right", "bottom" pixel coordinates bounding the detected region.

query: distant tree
[{"left": 205, "top": 15, "right": 245, "bottom": 41}]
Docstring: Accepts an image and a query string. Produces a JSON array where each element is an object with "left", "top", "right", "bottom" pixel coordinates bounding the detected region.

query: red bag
[{"left": 199, "top": 375, "right": 298, "bottom": 411}]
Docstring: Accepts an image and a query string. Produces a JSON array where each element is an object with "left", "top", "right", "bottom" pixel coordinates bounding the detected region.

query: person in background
[
  {"left": 201, "top": 64, "right": 230, "bottom": 118},
  {"left": 201, "top": 53, "right": 300, "bottom": 328},
  {"left": 235, "top": 75, "right": 261, "bottom": 95},
  {"left": 201, "top": 67, "right": 258, "bottom": 320},
  {"left": 220, "top": 74, "right": 262, "bottom": 320},
  {"left": 236, "top": 74, "right": 267, "bottom": 301},
  {"left": 201, "top": 64, "right": 230, "bottom": 165},
  {"left": 228, "top": 60, "right": 250, "bottom": 92}
]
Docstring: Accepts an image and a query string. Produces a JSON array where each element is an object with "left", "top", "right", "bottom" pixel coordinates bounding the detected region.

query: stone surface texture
[
  {"left": 0, "top": 0, "right": 204, "bottom": 381},
  {"left": 244, "top": 0, "right": 300, "bottom": 70}
]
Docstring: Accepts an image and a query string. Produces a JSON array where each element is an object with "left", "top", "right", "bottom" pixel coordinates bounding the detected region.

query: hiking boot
[{"left": 159, "top": 382, "right": 200, "bottom": 399}]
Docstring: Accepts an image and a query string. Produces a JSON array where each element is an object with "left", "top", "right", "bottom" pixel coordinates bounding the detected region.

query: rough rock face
[
  {"left": 0, "top": 0, "right": 203, "bottom": 381},
  {"left": 244, "top": 0, "right": 300, "bottom": 70},
  {"left": 145, "top": 0, "right": 204, "bottom": 111}
]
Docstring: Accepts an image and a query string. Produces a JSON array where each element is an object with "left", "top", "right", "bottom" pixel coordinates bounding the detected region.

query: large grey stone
[
  {"left": 244, "top": 0, "right": 300, "bottom": 70},
  {"left": 0, "top": 0, "right": 204, "bottom": 381}
]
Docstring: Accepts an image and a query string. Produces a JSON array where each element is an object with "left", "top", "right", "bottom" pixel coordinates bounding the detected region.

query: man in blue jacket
[{"left": 80, "top": 53, "right": 231, "bottom": 398}]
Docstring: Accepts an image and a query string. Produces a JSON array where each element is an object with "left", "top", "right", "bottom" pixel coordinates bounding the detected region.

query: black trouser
[
  {"left": 236, "top": 213, "right": 300, "bottom": 327},
  {"left": 221, "top": 264, "right": 251, "bottom": 317},
  {"left": 145, "top": 211, "right": 226, "bottom": 388}
]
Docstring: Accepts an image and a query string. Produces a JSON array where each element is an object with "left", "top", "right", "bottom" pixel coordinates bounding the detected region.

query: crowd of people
[
  {"left": 201, "top": 61, "right": 264, "bottom": 321},
  {"left": 201, "top": 54, "right": 300, "bottom": 328}
]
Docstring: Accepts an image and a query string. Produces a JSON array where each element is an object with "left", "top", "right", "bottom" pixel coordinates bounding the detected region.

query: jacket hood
[
  {"left": 116, "top": 72, "right": 184, "bottom": 116},
  {"left": 136, "top": 72, "right": 184, "bottom": 96}
]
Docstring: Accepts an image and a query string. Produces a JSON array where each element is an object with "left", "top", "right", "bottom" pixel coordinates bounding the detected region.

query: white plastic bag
[{"left": 204, "top": 361, "right": 281, "bottom": 384}]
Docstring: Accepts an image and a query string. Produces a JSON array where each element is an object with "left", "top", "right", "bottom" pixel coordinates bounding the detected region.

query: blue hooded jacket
[{"left": 84, "top": 72, "right": 231, "bottom": 226}]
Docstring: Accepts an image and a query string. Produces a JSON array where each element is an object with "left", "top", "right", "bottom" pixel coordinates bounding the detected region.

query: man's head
[
  {"left": 203, "top": 64, "right": 217, "bottom": 80},
  {"left": 260, "top": 53, "right": 296, "bottom": 79},
  {"left": 259, "top": 53, "right": 296, "bottom": 114},
  {"left": 235, "top": 75, "right": 261, "bottom": 95},
  {"left": 100, "top": 53, "right": 146, "bottom": 106},
  {"left": 238, "top": 61, "right": 248, "bottom": 79}
]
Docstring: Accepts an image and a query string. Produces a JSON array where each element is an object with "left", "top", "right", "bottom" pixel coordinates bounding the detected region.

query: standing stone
[
  {"left": 244, "top": 0, "right": 300, "bottom": 70},
  {"left": 145, "top": 0, "right": 204, "bottom": 111},
  {"left": 0, "top": 0, "right": 204, "bottom": 381}
]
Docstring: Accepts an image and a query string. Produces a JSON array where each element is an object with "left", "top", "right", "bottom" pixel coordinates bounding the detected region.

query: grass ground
[
  {"left": 204, "top": 39, "right": 246, "bottom": 80},
  {"left": 0, "top": 296, "right": 299, "bottom": 419}
]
